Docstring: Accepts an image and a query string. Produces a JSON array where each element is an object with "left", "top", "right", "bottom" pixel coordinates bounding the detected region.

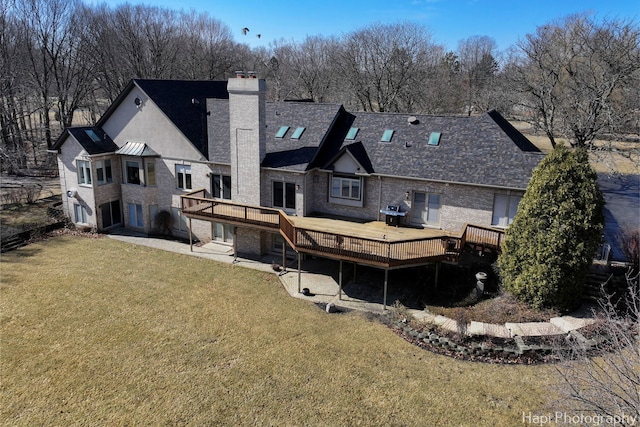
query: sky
[{"left": 91, "top": 0, "right": 639, "bottom": 52}]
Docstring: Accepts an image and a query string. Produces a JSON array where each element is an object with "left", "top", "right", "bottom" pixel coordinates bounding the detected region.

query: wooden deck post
[
  {"left": 435, "top": 262, "right": 440, "bottom": 289},
  {"left": 233, "top": 227, "right": 238, "bottom": 263},
  {"left": 297, "top": 251, "right": 301, "bottom": 294},
  {"left": 188, "top": 218, "right": 193, "bottom": 252},
  {"left": 282, "top": 240, "right": 286, "bottom": 272},
  {"left": 338, "top": 260, "right": 343, "bottom": 300},
  {"left": 383, "top": 269, "right": 389, "bottom": 311}
]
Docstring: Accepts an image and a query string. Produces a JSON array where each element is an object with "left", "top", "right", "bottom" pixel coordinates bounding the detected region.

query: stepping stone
[
  {"left": 469, "top": 321, "right": 511, "bottom": 338},
  {"left": 550, "top": 316, "right": 596, "bottom": 332},
  {"left": 506, "top": 322, "right": 564, "bottom": 337}
]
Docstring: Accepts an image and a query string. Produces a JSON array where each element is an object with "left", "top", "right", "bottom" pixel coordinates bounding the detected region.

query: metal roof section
[{"left": 115, "top": 141, "right": 159, "bottom": 157}]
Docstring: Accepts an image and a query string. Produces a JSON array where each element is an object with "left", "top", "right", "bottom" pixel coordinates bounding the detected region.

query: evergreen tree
[{"left": 497, "top": 146, "right": 604, "bottom": 311}]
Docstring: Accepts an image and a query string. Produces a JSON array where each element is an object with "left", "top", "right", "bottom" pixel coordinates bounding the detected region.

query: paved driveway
[{"left": 598, "top": 173, "right": 640, "bottom": 262}]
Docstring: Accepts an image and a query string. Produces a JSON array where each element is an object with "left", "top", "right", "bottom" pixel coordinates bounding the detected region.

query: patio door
[
  {"left": 213, "top": 222, "right": 233, "bottom": 243},
  {"left": 411, "top": 192, "right": 427, "bottom": 225},
  {"left": 411, "top": 192, "right": 440, "bottom": 226}
]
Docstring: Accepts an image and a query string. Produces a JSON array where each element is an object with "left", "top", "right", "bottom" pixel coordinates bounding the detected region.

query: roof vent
[{"left": 408, "top": 116, "right": 419, "bottom": 125}]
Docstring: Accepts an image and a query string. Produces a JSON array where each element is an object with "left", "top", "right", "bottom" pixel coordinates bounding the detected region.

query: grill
[{"left": 379, "top": 205, "right": 406, "bottom": 226}]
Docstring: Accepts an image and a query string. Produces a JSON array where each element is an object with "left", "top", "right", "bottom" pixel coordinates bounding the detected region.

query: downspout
[{"left": 377, "top": 175, "right": 382, "bottom": 221}]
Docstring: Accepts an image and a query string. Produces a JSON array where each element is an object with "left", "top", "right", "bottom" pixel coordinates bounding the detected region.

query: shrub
[
  {"left": 497, "top": 146, "right": 604, "bottom": 311},
  {"left": 24, "top": 184, "right": 42, "bottom": 204},
  {"left": 618, "top": 228, "right": 640, "bottom": 273}
]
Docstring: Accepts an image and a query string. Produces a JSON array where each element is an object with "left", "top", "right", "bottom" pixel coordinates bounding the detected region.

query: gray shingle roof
[
  {"left": 262, "top": 102, "right": 343, "bottom": 171},
  {"left": 321, "top": 110, "right": 543, "bottom": 189},
  {"left": 208, "top": 101, "right": 343, "bottom": 170},
  {"left": 98, "top": 79, "right": 229, "bottom": 159}
]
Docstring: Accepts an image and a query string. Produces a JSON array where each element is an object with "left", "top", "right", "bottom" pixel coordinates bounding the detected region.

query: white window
[
  {"left": 96, "top": 160, "right": 113, "bottom": 185},
  {"left": 176, "top": 165, "right": 192, "bottom": 190},
  {"left": 74, "top": 203, "right": 88, "bottom": 224},
  {"left": 273, "top": 181, "right": 295, "bottom": 210},
  {"left": 212, "top": 174, "right": 231, "bottom": 199},
  {"left": 77, "top": 160, "right": 91, "bottom": 185},
  {"left": 331, "top": 176, "right": 361, "bottom": 200},
  {"left": 492, "top": 194, "right": 522, "bottom": 227},
  {"left": 125, "top": 160, "right": 141, "bottom": 185},
  {"left": 128, "top": 203, "right": 143, "bottom": 228},
  {"left": 146, "top": 161, "right": 156, "bottom": 186}
]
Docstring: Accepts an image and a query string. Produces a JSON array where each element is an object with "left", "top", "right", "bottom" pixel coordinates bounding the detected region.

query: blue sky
[{"left": 93, "top": 0, "right": 639, "bottom": 52}]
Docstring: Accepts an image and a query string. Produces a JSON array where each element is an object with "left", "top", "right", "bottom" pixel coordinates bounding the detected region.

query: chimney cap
[{"left": 235, "top": 70, "right": 246, "bottom": 78}]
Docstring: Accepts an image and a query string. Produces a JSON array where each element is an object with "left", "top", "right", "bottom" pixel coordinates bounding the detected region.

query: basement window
[
  {"left": 275, "top": 126, "right": 290, "bottom": 138},
  {"left": 381, "top": 129, "right": 394, "bottom": 143},
  {"left": 428, "top": 132, "right": 442, "bottom": 146},
  {"left": 346, "top": 127, "right": 359, "bottom": 140},
  {"left": 291, "top": 127, "right": 305, "bottom": 139}
]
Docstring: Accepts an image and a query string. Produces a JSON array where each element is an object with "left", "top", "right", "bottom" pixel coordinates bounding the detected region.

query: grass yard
[{"left": 1, "top": 236, "right": 556, "bottom": 426}]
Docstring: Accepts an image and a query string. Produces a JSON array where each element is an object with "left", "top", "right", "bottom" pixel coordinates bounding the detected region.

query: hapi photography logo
[{"left": 522, "top": 411, "right": 638, "bottom": 426}]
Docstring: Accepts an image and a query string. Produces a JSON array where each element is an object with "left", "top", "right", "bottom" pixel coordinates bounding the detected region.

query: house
[{"left": 52, "top": 74, "right": 544, "bottom": 277}]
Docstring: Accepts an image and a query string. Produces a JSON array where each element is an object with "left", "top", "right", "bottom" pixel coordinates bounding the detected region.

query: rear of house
[{"left": 51, "top": 75, "right": 544, "bottom": 260}]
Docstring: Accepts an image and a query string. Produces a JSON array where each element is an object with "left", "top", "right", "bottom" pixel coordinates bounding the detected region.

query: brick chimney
[{"left": 228, "top": 73, "right": 266, "bottom": 206}]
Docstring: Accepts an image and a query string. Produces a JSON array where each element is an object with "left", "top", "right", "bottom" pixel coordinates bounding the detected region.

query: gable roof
[
  {"left": 317, "top": 110, "right": 543, "bottom": 189},
  {"left": 97, "top": 79, "right": 229, "bottom": 159},
  {"left": 261, "top": 101, "right": 343, "bottom": 171},
  {"left": 51, "top": 126, "right": 118, "bottom": 155}
]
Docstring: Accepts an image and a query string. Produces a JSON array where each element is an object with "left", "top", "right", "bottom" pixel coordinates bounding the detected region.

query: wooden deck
[{"left": 181, "top": 189, "right": 504, "bottom": 268}]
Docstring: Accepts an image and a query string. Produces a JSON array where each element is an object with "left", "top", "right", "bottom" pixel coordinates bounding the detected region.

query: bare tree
[
  {"left": 554, "top": 270, "right": 640, "bottom": 422},
  {"left": 178, "top": 11, "right": 236, "bottom": 80},
  {"left": 288, "top": 36, "right": 338, "bottom": 103},
  {"left": 333, "top": 22, "right": 442, "bottom": 113},
  {"left": 457, "top": 35, "right": 498, "bottom": 115},
  {"left": 0, "top": 1, "right": 29, "bottom": 172},
  {"left": 511, "top": 14, "right": 640, "bottom": 149}
]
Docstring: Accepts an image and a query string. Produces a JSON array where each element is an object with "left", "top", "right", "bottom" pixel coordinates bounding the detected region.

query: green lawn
[{"left": 1, "top": 236, "right": 556, "bottom": 426}]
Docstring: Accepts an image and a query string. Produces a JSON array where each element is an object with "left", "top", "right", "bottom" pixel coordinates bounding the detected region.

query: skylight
[
  {"left": 428, "top": 132, "right": 442, "bottom": 146},
  {"left": 346, "top": 127, "right": 359, "bottom": 140},
  {"left": 275, "top": 126, "right": 290, "bottom": 138},
  {"left": 291, "top": 127, "right": 305, "bottom": 139},
  {"left": 381, "top": 129, "right": 394, "bottom": 143},
  {"left": 85, "top": 129, "right": 101, "bottom": 142}
]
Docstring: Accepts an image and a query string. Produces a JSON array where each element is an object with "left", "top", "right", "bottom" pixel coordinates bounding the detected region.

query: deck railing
[
  {"left": 181, "top": 189, "right": 279, "bottom": 230},
  {"left": 462, "top": 223, "right": 505, "bottom": 249},
  {"left": 181, "top": 190, "right": 504, "bottom": 268}
]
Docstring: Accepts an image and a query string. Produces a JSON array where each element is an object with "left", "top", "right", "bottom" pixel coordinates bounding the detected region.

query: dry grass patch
[
  {"left": 427, "top": 294, "right": 559, "bottom": 325},
  {"left": 1, "top": 236, "right": 557, "bottom": 426}
]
